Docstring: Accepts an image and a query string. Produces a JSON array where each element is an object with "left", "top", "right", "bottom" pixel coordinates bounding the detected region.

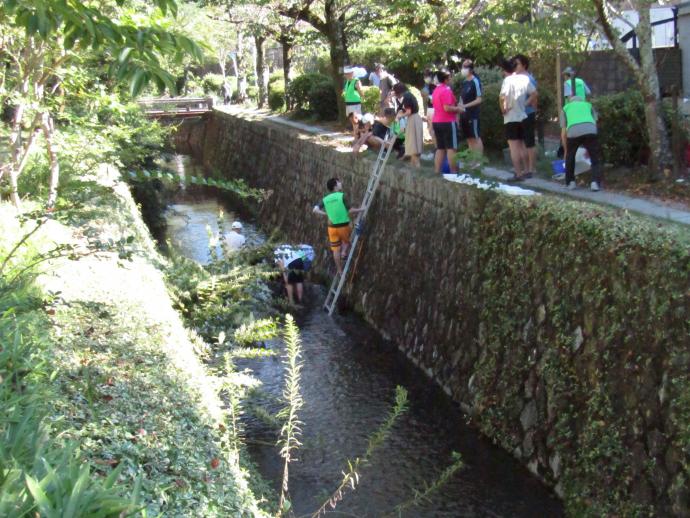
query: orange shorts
[{"left": 327, "top": 225, "right": 351, "bottom": 251}]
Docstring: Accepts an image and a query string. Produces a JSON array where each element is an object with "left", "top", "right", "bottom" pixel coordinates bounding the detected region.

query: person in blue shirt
[
  {"left": 513, "top": 54, "right": 538, "bottom": 177},
  {"left": 458, "top": 59, "right": 484, "bottom": 154}
]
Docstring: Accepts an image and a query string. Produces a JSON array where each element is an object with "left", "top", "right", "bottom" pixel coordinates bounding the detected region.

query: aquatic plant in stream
[
  {"left": 277, "top": 315, "right": 304, "bottom": 515},
  {"left": 384, "top": 452, "right": 464, "bottom": 517},
  {"left": 309, "top": 386, "right": 409, "bottom": 518}
]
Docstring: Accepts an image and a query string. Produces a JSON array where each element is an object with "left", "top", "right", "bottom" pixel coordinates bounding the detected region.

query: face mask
[
  {"left": 424, "top": 76, "right": 431, "bottom": 84},
  {"left": 461, "top": 68, "right": 470, "bottom": 78}
]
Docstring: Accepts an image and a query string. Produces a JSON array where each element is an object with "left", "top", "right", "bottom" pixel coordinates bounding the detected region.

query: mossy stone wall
[{"left": 190, "top": 109, "right": 690, "bottom": 516}]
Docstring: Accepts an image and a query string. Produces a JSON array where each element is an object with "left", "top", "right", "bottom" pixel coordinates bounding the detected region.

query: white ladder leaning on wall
[{"left": 323, "top": 131, "right": 396, "bottom": 315}]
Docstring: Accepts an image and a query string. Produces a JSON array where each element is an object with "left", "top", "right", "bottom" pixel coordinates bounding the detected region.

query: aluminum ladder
[{"left": 323, "top": 131, "right": 396, "bottom": 315}]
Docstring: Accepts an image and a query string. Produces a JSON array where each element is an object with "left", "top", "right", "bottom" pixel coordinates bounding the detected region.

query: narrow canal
[{"left": 163, "top": 157, "right": 563, "bottom": 518}]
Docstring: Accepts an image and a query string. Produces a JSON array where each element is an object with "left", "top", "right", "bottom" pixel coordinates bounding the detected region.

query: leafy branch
[
  {"left": 309, "top": 386, "right": 409, "bottom": 518},
  {"left": 277, "top": 314, "right": 304, "bottom": 515}
]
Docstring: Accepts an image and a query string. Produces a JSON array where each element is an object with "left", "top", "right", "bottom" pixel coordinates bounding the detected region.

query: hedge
[
  {"left": 268, "top": 79, "right": 285, "bottom": 111},
  {"left": 307, "top": 77, "right": 338, "bottom": 120},
  {"left": 202, "top": 73, "right": 225, "bottom": 94},
  {"left": 362, "top": 86, "right": 380, "bottom": 114},
  {"left": 286, "top": 73, "right": 329, "bottom": 112}
]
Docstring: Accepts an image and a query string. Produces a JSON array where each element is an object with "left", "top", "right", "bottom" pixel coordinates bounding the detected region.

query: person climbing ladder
[{"left": 313, "top": 177, "right": 364, "bottom": 274}]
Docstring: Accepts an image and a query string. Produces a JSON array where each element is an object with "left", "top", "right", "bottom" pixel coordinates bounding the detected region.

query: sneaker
[
  {"left": 567, "top": 181, "right": 576, "bottom": 190},
  {"left": 590, "top": 181, "right": 600, "bottom": 192}
]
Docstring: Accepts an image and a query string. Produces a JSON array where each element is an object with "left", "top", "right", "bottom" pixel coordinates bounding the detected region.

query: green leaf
[
  {"left": 25, "top": 474, "right": 54, "bottom": 517},
  {"left": 63, "top": 464, "right": 90, "bottom": 518},
  {"left": 118, "top": 47, "right": 133, "bottom": 64},
  {"left": 129, "top": 68, "right": 148, "bottom": 97}
]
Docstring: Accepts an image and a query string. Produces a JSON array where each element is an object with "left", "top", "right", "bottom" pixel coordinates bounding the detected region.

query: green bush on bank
[
  {"left": 308, "top": 77, "right": 338, "bottom": 120},
  {"left": 285, "top": 73, "right": 338, "bottom": 120},
  {"left": 592, "top": 91, "right": 650, "bottom": 166},
  {"left": 0, "top": 209, "right": 134, "bottom": 517},
  {"left": 202, "top": 73, "right": 225, "bottom": 95},
  {"left": 286, "top": 73, "right": 329, "bottom": 112},
  {"left": 479, "top": 83, "right": 505, "bottom": 151},
  {"left": 362, "top": 86, "right": 380, "bottom": 114},
  {"left": 268, "top": 79, "right": 286, "bottom": 111}
]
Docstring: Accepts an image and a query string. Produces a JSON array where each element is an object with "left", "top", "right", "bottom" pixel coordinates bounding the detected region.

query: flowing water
[{"left": 164, "top": 156, "right": 563, "bottom": 518}]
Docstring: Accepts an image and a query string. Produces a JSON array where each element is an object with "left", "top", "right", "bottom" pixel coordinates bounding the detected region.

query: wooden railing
[{"left": 137, "top": 97, "right": 214, "bottom": 118}]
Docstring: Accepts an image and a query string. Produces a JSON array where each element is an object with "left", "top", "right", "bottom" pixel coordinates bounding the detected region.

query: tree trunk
[
  {"left": 236, "top": 32, "right": 247, "bottom": 102},
  {"left": 42, "top": 113, "right": 59, "bottom": 208},
  {"left": 6, "top": 104, "right": 40, "bottom": 209},
  {"left": 280, "top": 37, "right": 293, "bottom": 109},
  {"left": 635, "top": 2, "right": 671, "bottom": 180},
  {"left": 592, "top": 0, "right": 671, "bottom": 180},
  {"left": 254, "top": 35, "right": 268, "bottom": 108},
  {"left": 217, "top": 47, "right": 227, "bottom": 80},
  {"left": 327, "top": 35, "right": 347, "bottom": 122}
]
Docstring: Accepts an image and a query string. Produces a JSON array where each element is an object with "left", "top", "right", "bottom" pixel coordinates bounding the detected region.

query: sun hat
[{"left": 231, "top": 221, "right": 243, "bottom": 230}]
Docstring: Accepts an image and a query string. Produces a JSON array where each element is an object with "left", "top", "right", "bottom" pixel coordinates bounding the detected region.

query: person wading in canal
[{"left": 313, "top": 177, "right": 364, "bottom": 274}]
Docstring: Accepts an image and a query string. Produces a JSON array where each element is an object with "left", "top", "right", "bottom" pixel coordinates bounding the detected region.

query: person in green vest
[
  {"left": 562, "top": 67, "right": 591, "bottom": 101},
  {"left": 343, "top": 66, "right": 364, "bottom": 117},
  {"left": 312, "top": 177, "right": 364, "bottom": 273},
  {"left": 560, "top": 96, "right": 603, "bottom": 192}
]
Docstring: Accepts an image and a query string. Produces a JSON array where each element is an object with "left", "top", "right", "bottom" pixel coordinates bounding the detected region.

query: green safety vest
[
  {"left": 343, "top": 79, "right": 361, "bottom": 103},
  {"left": 392, "top": 120, "right": 405, "bottom": 140},
  {"left": 567, "top": 77, "right": 588, "bottom": 100},
  {"left": 322, "top": 192, "right": 350, "bottom": 225},
  {"left": 563, "top": 100, "right": 595, "bottom": 129}
]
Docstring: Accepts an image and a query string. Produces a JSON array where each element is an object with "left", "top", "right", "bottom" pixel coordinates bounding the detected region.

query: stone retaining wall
[{"left": 183, "top": 109, "right": 690, "bottom": 516}]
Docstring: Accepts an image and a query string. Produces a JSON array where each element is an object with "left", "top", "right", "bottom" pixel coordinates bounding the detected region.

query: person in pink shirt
[{"left": 432, "top": 69, "right": 464, "bottom": 174}]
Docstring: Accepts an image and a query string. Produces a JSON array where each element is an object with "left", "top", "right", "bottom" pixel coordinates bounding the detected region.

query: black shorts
[
  {"left": 432, "top": 122, "right": 458, "bottom": 150},
  {"left": 286, "top": 258, "right": 304, "bottom": 284},
  {"left": 460, "top": 116, "right": 480, "bottom": 140},
  {"left": 523, "top": 112, "right": 536, "bottom": 148},
  {"left": 505, "top": 121, "right": 525, "bottom": 141}
]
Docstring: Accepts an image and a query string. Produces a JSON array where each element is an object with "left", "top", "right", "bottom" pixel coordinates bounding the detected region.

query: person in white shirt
[
  {"left": 368, "top": 64, "right": 381, "bottom": 87},
  {"left": 226, "top": 221, "right": 246, "bottom": 251},
  {"left": 499, "top": 58, "right": 537, "bottom": 181}
]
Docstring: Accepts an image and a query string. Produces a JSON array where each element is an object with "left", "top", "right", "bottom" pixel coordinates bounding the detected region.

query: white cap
[
  {"left": 231, "top": 221, "right": 243, "bottom": 230},
  {"left": 343, "top": 66, "right": 354, "bottom": 74}
]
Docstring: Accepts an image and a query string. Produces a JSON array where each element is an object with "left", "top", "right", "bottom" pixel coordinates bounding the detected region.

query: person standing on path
[
  {"left": 378, "top": 65, "right": 397, "bottom": 112},
  {"left": 369, "top": 64, "right": 382, "bottom": 88},
  {"left": 312, "top": 178, "right": 364, "bottom": 274},
  {"left": 499, "top": 58, "right": 537, "bottom": 181},
  {"left": 562, "top": 66, "right": 591, "bottom": 101},
  {"left": 421, "top": 68, "right": 437, "bottom": 148},
  {"left": 513, "top": 54, "right": 538, "bottom": 176},
  {"left": 459, "top": 59, "right": 484, "bottom": 155},
  {"left": 432, "top": 69, "right": 463, "bottom": 174},
  {"left": 393, "top": 83, "right": 423, "bottom": 168},
  {"left": 343, "top": 67, "right": 364, "bottom": 116},
  {"left": 560, "top": 96, "right": 603, "bottom": 192}
]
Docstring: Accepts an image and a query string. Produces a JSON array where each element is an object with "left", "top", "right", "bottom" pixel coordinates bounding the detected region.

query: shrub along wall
[{"left": 188, "top": 109, "right": 690, "bottom": 516}]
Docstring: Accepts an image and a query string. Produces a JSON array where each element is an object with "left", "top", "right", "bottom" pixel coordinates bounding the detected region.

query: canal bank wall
[{"left": 180, "top": 108, "right": 690, "bottom": 516}]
